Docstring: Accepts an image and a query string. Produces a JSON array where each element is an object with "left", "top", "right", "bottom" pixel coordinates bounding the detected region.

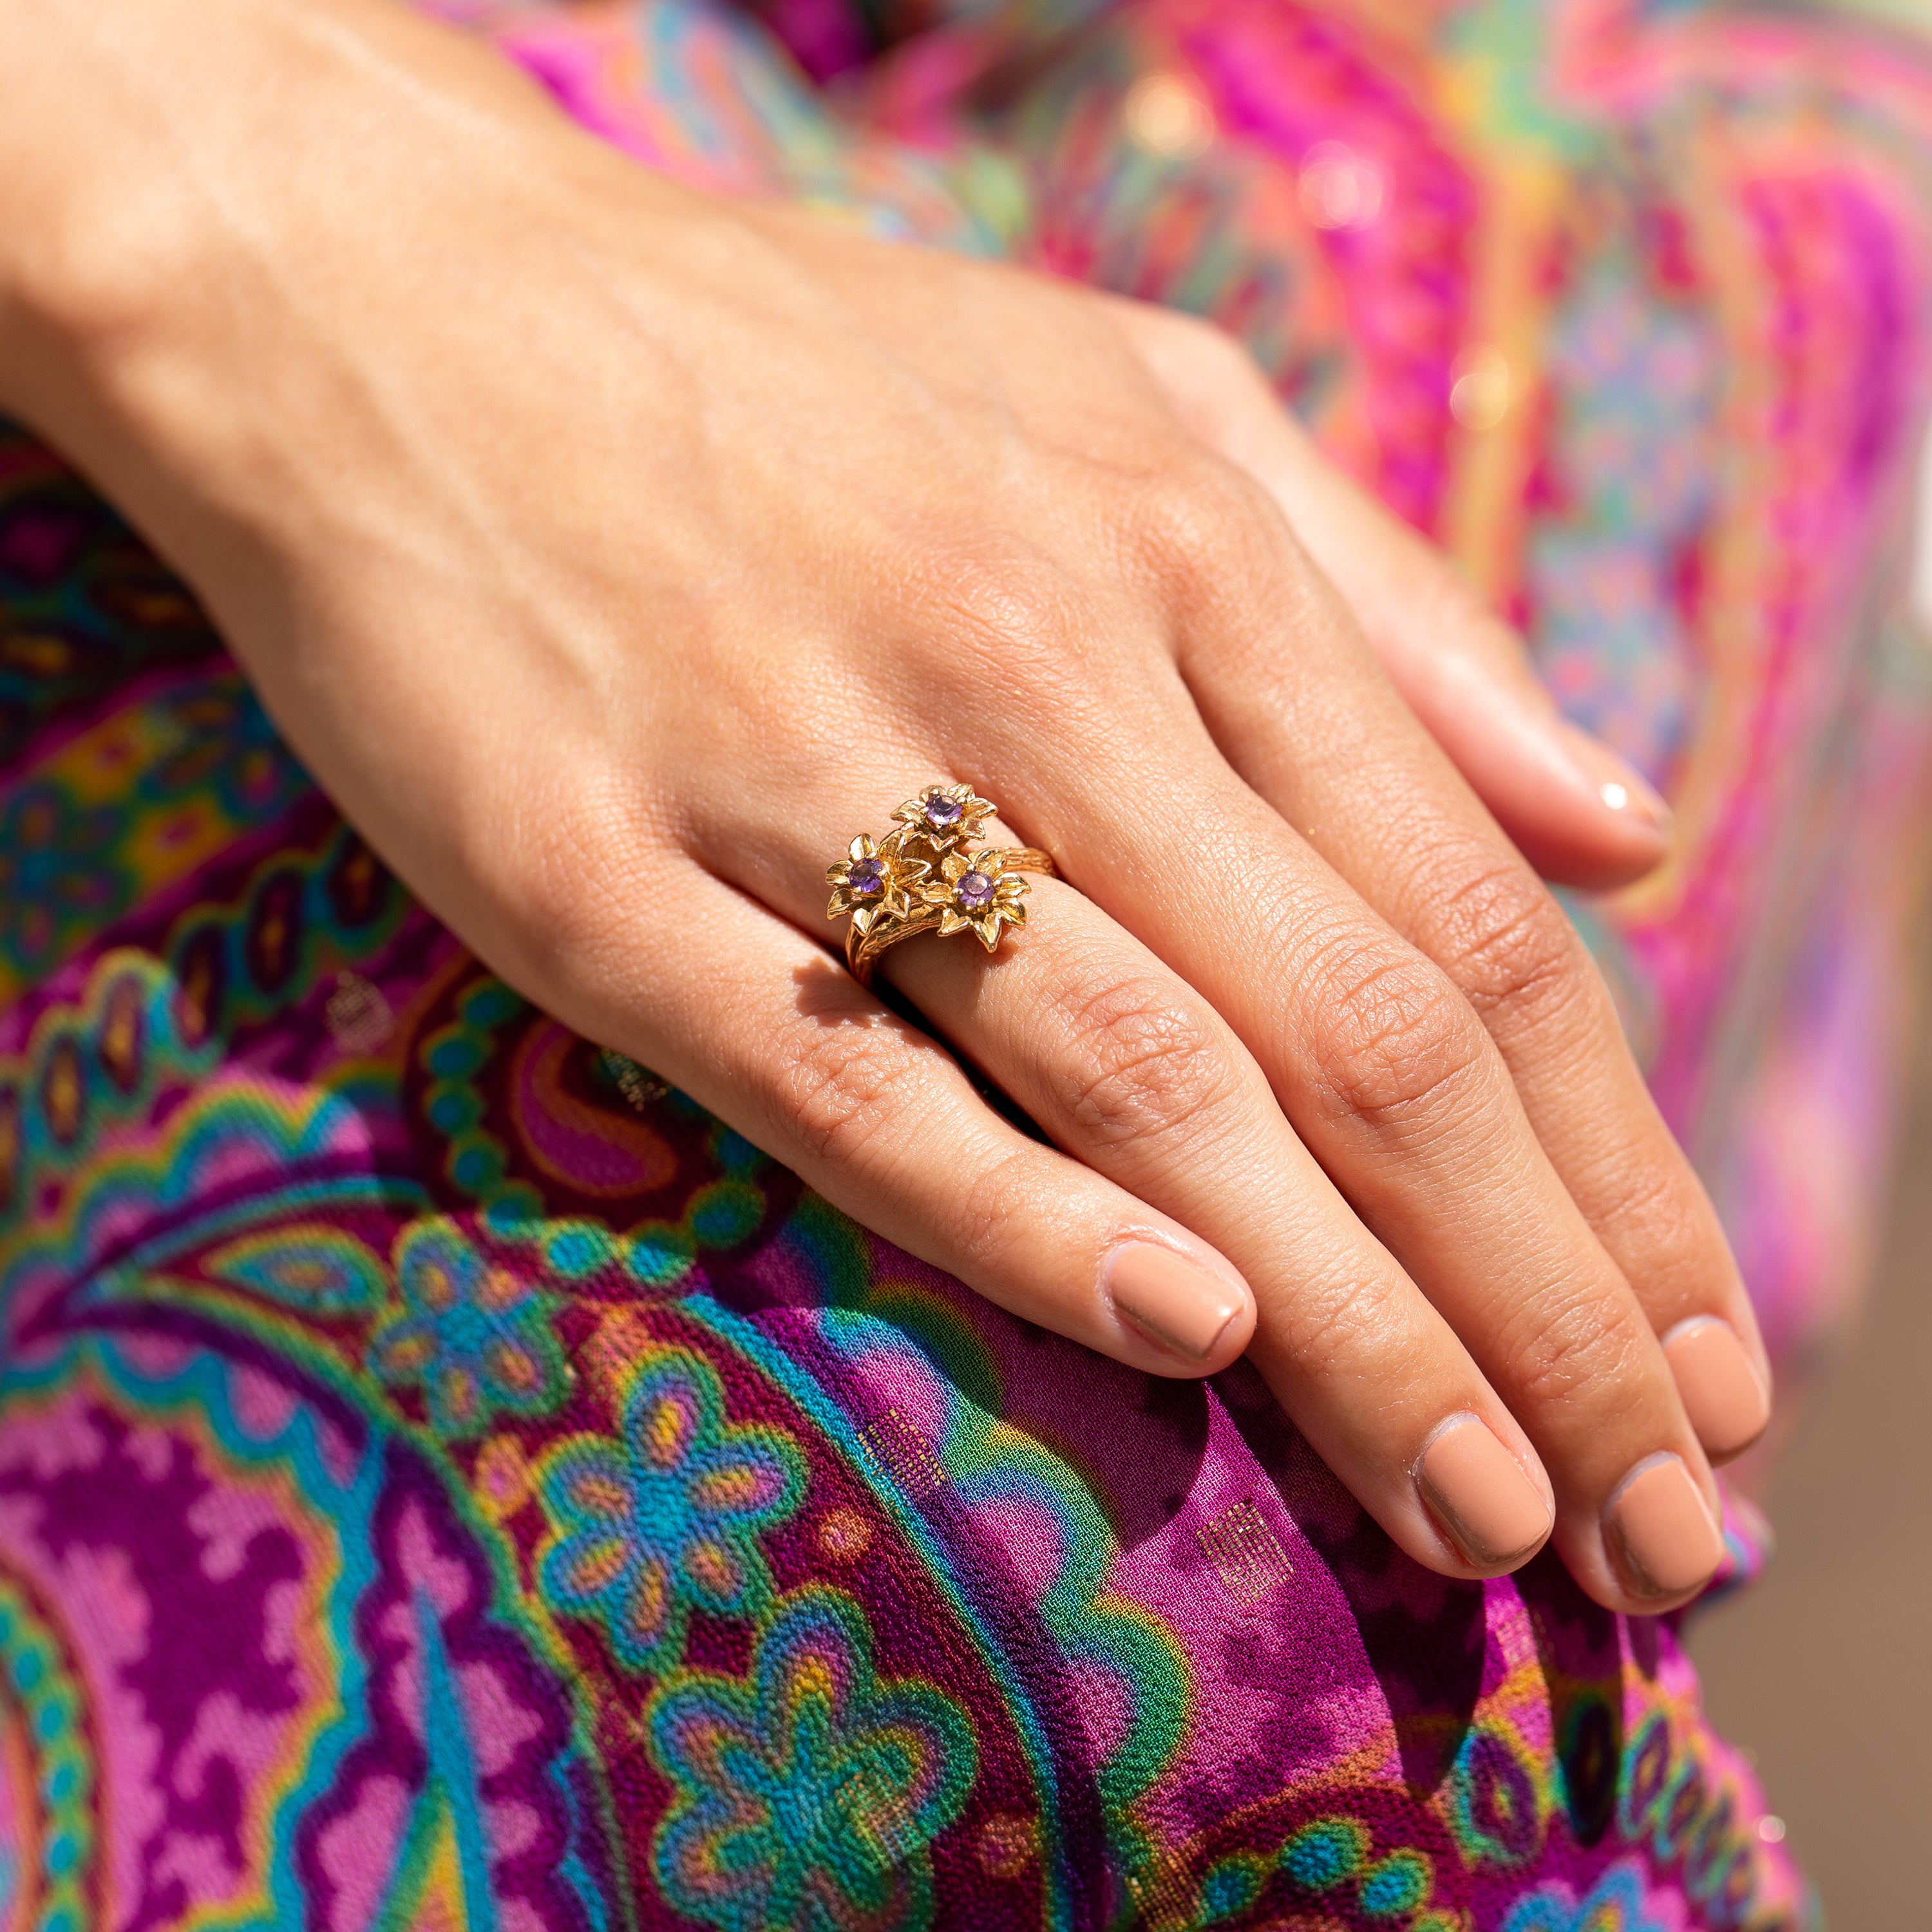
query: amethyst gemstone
[
  {"left": 956, "top": 870, "right": 996, "bottom": 911},
  {"left": 849, "top": 857, "right": 887, "bottom": 898},
  {"left": 923, "top": 793, "right": 965, "bottom": 829}
]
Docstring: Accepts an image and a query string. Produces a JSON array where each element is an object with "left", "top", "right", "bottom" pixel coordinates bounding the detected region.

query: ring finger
[{"left": 698, "top": 789, "right": 1564, "bottom": 1582}]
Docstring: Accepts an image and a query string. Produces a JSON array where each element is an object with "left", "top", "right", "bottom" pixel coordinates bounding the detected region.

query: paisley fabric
[{"left": 3, "top": 1, "right": 1930, "bottom": 1926}]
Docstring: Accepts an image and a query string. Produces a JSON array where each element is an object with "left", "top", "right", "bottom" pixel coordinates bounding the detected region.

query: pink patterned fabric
[{"left": 1, "top": 2, "right": 1927, "bottom": 1926}]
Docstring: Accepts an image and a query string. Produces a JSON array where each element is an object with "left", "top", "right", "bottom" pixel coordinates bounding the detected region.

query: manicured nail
[
  {"left": 1557, "top": 723, "right": 1674, "bottom": 838},
  {"left": 1664, "top": 1318, "right": 1771, "bottom": 1460},
  {"left": 1104, "top": 1242, "right": 1245, "bottom": 1363},
  {"left": 1604, "top": 1452, "right": 1723, "bottom": 1602},
  {"left": 1416, "top": 1414, "right": 1553, "bottom": 1568}
]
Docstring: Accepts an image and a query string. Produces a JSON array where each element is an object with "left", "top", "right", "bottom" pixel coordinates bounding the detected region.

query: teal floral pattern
[
  {"left": 649, "top": 1587, "right": 978, "bottom": 1932},
  {"left": 534, "top": 1342, "right": 803, "bottom": 1674},
  {"left": 370, "top": 1218, "right": 569, "bottom": 1436}
]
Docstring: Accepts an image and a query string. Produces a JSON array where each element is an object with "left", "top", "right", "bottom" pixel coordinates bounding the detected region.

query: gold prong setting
[
  {"left": 924, "top": 848, "right": 1028, "bottom": 952},
  {"left": 891, "top": 783, "right": 996, "bottom": 851},
  {"left": 829, "top": 786, "right": 1054, "bottom": 981},
  {"left": 826, "top": 831, "right": 929, "bottom": 932}
]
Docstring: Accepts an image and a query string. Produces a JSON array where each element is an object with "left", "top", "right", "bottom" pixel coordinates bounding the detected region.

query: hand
[{"left": 0, "top": 0, "right": 1770, "bottom": 1612}]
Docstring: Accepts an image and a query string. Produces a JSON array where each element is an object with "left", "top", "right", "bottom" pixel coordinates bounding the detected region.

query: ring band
[
  {"left": 825, "top": 783, "right": 1060, "bottom": 989},
  {"left": 848, "top": 847, "right": 1058, "bottom": 988}
]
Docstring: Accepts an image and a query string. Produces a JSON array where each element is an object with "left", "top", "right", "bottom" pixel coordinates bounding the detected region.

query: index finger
[{"left": 1175, "top": 514, "right": 1772, "bottom": 1470}]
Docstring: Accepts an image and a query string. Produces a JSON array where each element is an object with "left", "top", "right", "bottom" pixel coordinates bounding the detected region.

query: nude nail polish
[
  {"left": 1104, "top": 1242, "right": 1245, "bottom": 1363},
  {"left": 1557, "top": 723, "right": 1674, "bottom": 838},
  {"left": 1416, "top": 1415, "right": 1553, "bottom": 1568},
  {"left": 1664, "top": 1318, "right": 1771, "bottom": 1460},
  {"left": 1604, "top": 1453, "right": 1723, "bottom": 1602}
]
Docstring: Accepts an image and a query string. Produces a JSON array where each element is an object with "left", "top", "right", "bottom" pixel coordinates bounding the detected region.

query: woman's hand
[{"left": 0, "top": 0, "right": 1770, "bottom": 1611}]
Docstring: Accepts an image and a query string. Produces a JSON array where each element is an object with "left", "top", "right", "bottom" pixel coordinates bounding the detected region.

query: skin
[{"left": 0, "top": 0, "right": 1769, "bottom": 1612}]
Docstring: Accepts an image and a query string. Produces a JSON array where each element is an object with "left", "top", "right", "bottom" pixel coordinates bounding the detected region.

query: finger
[
  {"left": 987, "top": 688, "right": 1723, "bottom": 1612},
  {"left": 706, "top": 814, "right": 1556, "bottom": 1582},
  {"left": 1170, "top": 518, "right": 1772, "bottom": 1468},
  {"left": 1112, "top": 299, "right": 1672, "bottom": 891},
  {"left": 884, "top": 878, "right": 1564, "bottom": 1578},
  {"left": 532, "top": 851, "right": 1259, "bottom": 1380},
  {"left": 693, "top": 719, "right": 1709, "bottom": 1610},
  {"left": 1110, "top": 301, "right": 1760, "bottom": 1470}
]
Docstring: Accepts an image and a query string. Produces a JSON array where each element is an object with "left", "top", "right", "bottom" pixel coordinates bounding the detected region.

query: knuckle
[
  {"left": 907, "top": 546, "right": 1128, "bottom": 738},
  {"left": 1600, "top": 1157, "right": 1715, "bottom": 1264},
  {"left": 1168, "top": 311, "right": 1264, "bottom": 384},
  {"left": 1129, "top": 457, "right": 1276, "bottom": 590},
  {"left": 938, "top": 1144, "right": 1043, "bottom": 1278},
  {"left": 916, "top": 546, "right": 1082, "bottom": 674},
  {"left": 776, "top": 1021, "right": 933, "bottom": 1174},
  {"left": 475, "top": 766, "right": 655, "bottom": 967},
  {"left": 1270, "top": 1262, "right": 1385, "bottom": 1384},
  {"left": 1298, "top": 936, "right": 1491, "bottom": 1133},
  {"left": 1430, "top": 862, "right": 1593, "bottom": 1028},
  {"left": 1129, "top": 300, "right": 1236, "bottom": 361},
  {"left": 1564, "top": 1143, "right": 1731, "bottom": 1307},
  {"left": 1045, "top": 969, "right": 1240, "bottom": 1148},
  {"left": 1500, "top": 1291, "right": 1650, "bottom": 1416},
  {"left": 1121, "top": 301, "right": 1273, "bottom": 411}
]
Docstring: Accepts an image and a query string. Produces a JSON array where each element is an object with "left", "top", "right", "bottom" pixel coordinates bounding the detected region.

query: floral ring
[{"left": 826, "top": 782, "right": 1059, "bottom": 989}]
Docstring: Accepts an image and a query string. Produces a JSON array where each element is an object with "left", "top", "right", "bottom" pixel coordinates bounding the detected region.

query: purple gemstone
[
  {"left": 923, "top": 793, "right": 965, "bottom": 829},
  {"left": 848, "top": 857, "right": 887, "bottom": 898},
  {"left": 956, "top": 869, "right": 996, "bottom": 912}
]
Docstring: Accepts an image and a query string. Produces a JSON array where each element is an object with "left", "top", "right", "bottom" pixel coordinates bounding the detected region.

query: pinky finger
[{"left": 553, "top": 862, "right": 1259, "bottom": 1379}]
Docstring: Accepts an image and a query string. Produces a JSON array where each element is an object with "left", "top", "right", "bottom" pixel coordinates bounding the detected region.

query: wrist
[
  {"left": 0, "top": 0, "right": 229, "bottom": 410},
  {"left": 0, "top": 0, "right": 567, "bottom": 433},
  {"left": 0, "top": 0, "right": 638, "bottom": 597}
]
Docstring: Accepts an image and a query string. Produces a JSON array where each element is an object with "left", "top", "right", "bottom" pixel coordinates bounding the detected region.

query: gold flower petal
[
  {"left": 849, "top": 833, "right": 875, "bottom": 864},
  {"left": 826, "top": 889, "right": 853, "bottom": 919},
  {"left": 972, "top": 915, "right": 1003, "bottom": 951},
  {"left": 937, "top": 908, "right": 970, "bottom": 938}
]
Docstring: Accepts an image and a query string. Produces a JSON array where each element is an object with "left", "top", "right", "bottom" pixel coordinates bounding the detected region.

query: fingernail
[
  {"left": 1604, "top": 1452, "right": 1723, "bottom": 1602},
  {"left": 1664, "top": 1318, "right": 1771, "bottom": 1460},
  {"left": 1416, "top": 1414, "right": 1553, "bottom": 1568},
  {"left": 1104, "top": 1242, "right": 1245, "bottom": 1363},
  {"left": 1557, "top": 723, "right": 1674, "bottom": 838}
]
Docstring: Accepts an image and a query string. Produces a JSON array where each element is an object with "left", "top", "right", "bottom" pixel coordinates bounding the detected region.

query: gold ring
[{"left": 825, "top": 783, "right": 1059, "bottom": 989}]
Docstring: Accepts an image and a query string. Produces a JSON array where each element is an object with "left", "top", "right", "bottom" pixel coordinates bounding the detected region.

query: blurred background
[{"left": 1687, "top": 976, "right": 1930, "bottom": 1926}]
